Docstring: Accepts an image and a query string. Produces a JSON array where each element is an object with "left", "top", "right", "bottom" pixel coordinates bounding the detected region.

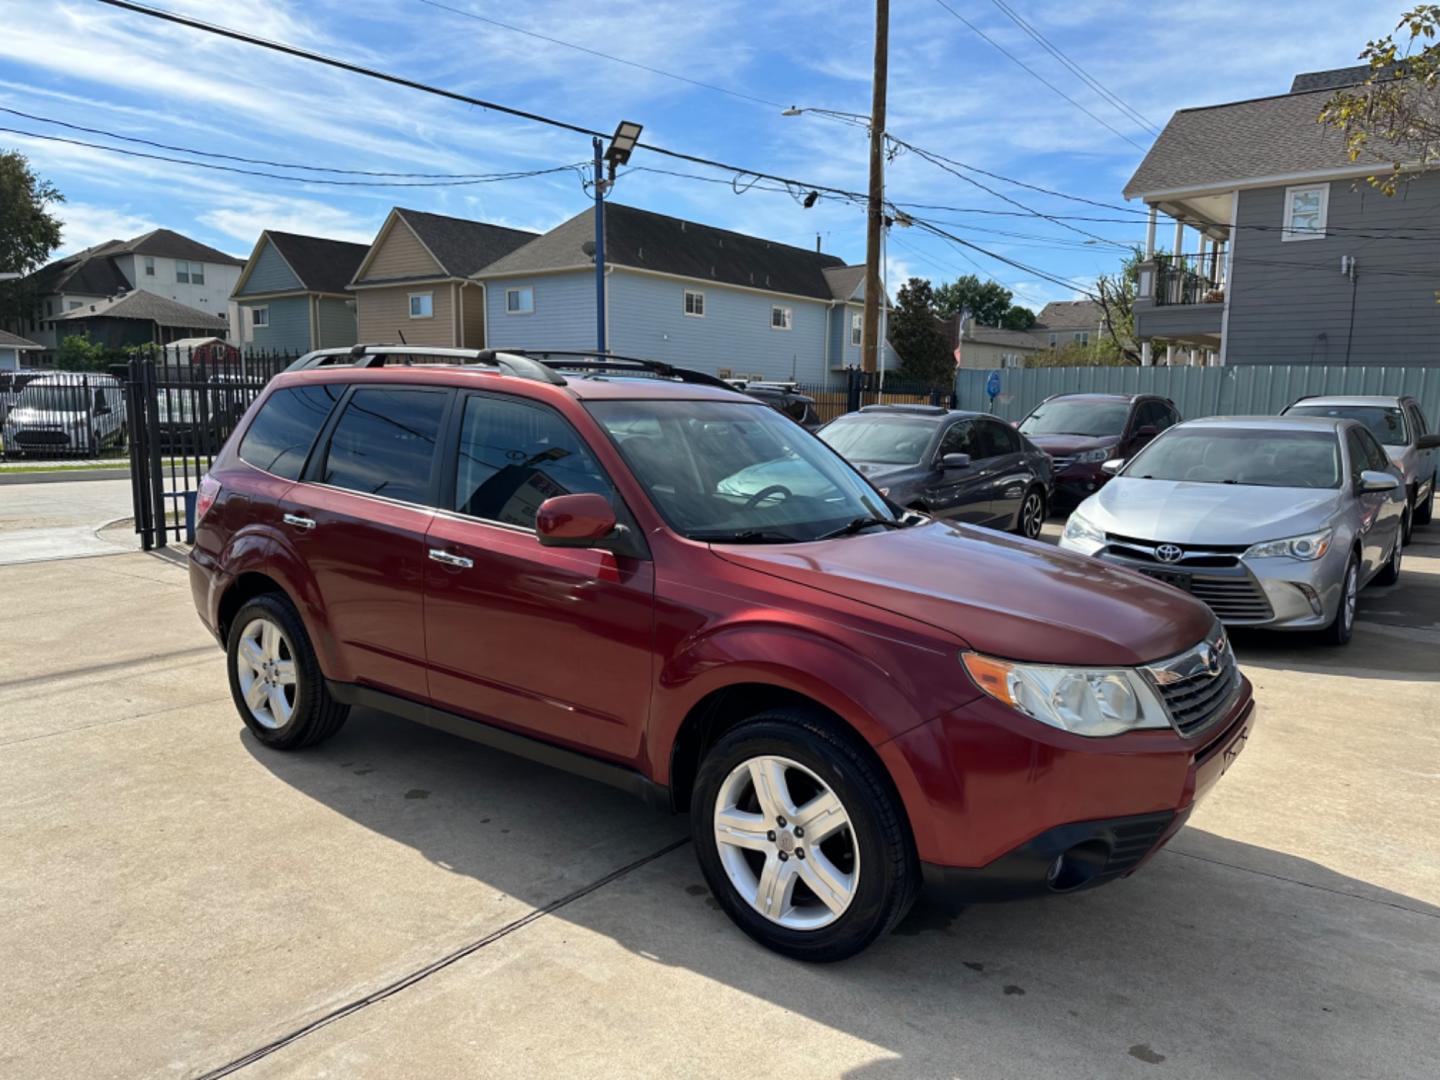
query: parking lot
[{"left": 1, "top": 482, "right": 1437, "bottom": 1079}]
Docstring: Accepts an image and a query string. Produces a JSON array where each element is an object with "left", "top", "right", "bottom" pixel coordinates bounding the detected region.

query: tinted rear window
[
  {"left": 238, "top": 384, "right": 343, "bottom": 480},
  {"left": 1286, "top": 404, "right": 1407, "bottom": 446},
  {"left": 320, "top": 387, "right": 447, "bottom": 503}
]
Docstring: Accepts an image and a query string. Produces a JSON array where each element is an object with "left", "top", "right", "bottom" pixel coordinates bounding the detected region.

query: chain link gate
[{"left": 125, "top": 349, "right": 296, "bottom": 550}]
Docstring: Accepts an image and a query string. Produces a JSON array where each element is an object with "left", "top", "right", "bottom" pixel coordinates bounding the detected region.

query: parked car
[
  {"left": 1281, "top": 395, "right": 1439, "bottom": 543},
  {"left": 154, "top": 377, "right": 250, "bottom": 454},
  {"left": 1018, "top": 393, "right": 1181, "bottom": 505},
  {"left": 817, "top": 404, "right": 1052, "bottom": 538},
  {"left": 0, "top": 369, "right": 49, "bottom": 426},
  {"left": 190, "top": 346, "right": 1254, "bottom": 961},
  {"left": 0, "top": 372, "right": 125, "bottom": 456},
  {"left": 730, "top": 381, "right": 823, "bottom": 431},
  {"left": 1059, "top": 416, "right": 1405, "bottom": 645}
]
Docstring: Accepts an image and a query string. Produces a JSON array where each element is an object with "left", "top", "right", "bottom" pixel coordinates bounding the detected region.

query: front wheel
[
  {"left": 1322, "top": 554, "right": 1359, "bottom": 646},
  {"left": 1015, "top": 487, "right": 1046, "bottom": 540},
  {"left": 691, "top": 711, "right": 918, "bottom": 962}
]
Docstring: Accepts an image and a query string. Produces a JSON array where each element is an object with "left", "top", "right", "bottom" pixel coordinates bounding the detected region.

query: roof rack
[
  {"left": 859, "top": 403, "right": 948, "bottom": 415},
  {"left": 491, "top": 349, "right": 735, "bottom": 390}
]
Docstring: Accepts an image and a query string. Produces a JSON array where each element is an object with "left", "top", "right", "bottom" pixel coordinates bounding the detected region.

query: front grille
[
  {"left": 1146, "top": 633, "right": 1242, "bottom": 738},
  {"left": 1105, "top": 532, "right": 1248, "bottom": 568},
  {"left": 14, "top": 429, "right": 71, "bottom": 447},
  {"left": 1103, "top": 814, "right": 1173, "bottom": 875},
  {"left": 1189, "top": 576, "right": 1274, "bottom": 623},
  {"left": 1050, "top": 455, "right": 1074, "bottom": 470}
]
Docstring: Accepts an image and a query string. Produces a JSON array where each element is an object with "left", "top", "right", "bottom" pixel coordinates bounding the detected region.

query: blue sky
[{"left": 0, "top": 0, "right": 1404, "bottom": 312}]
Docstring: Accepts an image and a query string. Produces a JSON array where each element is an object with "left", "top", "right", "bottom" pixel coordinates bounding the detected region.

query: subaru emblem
[{"left": 1155, "top": 543, "right": 1184, "bottom": 563}]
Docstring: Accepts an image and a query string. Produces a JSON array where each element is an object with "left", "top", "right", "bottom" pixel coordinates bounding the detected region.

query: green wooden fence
[{"left": 955, "top": 364, "right": 1440, "bottom": 427}]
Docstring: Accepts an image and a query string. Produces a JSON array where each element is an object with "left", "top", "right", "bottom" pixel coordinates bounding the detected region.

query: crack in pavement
[
  {"left": 0, "top": 694, "right": 232, "bottom": 748},
  {"left": 0, "top": 646, "right": 219, "bottom": 693},
  {"left": 195, "top": 838, "right": 693, "bottom": 1078}
]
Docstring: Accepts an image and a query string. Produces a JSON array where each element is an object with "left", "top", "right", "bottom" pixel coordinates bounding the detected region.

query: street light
[
  {"left": 591, "top": 120, "right": 644, "bottom": 353},
  {"left": 604, "top": 120, "right": 643, "bottom": 178}
]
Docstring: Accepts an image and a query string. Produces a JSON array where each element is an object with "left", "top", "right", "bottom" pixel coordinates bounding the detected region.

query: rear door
[
  {"left": 973, "top": 417, "right": 1028, "bottom": 526},
  {"left": 422, "top": 391, "right": 655, "bottom": 762},
  {"left": 281, "top": 384, "right": 452, "bottom": 701}
]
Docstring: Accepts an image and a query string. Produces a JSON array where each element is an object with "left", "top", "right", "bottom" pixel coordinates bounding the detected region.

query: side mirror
[
  {"left": 1133, "top": 424, "right": 1159, "bottom": 440},
  {"left": 1359, "top": 470, "right": 1400, "bottom": 494},
  {"left": 1417, "top": 433, "right": 1440, "bottom": 450},
  {"left": 536, "top": 493, "right": 620, "bottom": 548},
  {"left": 940, "top": 452, "right": 971, "bottom": 471},
  {"left": 1100, "top": 459, "right": 1125, "bottom": 476}
]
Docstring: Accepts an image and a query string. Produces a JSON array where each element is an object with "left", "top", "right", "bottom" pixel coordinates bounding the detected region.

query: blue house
[
  {"left": 473, "top": 204, "right": 897, "bottom": 385},
  {"left": 231, "top": 231, "right": 370, "bottom": 354}
]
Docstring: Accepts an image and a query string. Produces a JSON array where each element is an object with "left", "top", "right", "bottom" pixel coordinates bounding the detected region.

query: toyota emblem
[{"left": 1155, "top": 543, "right": 1184, "bottom": 563}]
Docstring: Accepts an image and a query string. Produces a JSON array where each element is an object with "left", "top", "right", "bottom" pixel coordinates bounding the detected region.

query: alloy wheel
[
  {"left": 235, "top": 617, "right": 298, "bottom": 730},
  {"left": 1342, "top": 564, "right": 1358, "bottom": 633},
  {"left": 1021, "top": 492, "right": 1044, "bottom": 539},
  {"left": 712, "top": 755, "right": 858, "bottom": 931}
]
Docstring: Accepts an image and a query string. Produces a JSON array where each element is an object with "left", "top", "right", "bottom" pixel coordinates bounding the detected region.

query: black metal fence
[
  {"left": 792, "top": 371, "right": 956, "bottom": 423},
  {"left": 0, "top": 369, "right": 128, "bottom": 460},
  {"left": 1154, "top": 252, "right": 1225, "bottom": 307},
  {"left": 126, "top": 349, "right": 297, "bottom": 550}
]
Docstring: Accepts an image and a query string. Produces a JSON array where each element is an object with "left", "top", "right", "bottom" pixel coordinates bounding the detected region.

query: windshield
[
  {"left": 819, "top": 415, "right": 934, "bottom": 465},
  {"left": 14, "top": 384, "right": 92, "bottom": 413},
  {"left": 1286, "top": 404, "right": 1407, "bottom": 447},
  {"left": 587, "top": 399, "right": 893, "bottom": 542},
  {"left": 1019, "top": 400, "right": 1128, "bottom": 438},
  {"left": 1122, "top": 428, "right": 1342, "bottom": 489}
]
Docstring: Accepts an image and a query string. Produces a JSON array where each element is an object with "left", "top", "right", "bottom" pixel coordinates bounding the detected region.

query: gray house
[
  {"left": 1126, "top": 65, "right": 1439, "bottom": 366},
  {"left": 0, "top": 329, "right": 42, "bottom": 371},
  {"left": 231, "top": 231, "right": 370, "bottom": 354},
  {"left": 474, "top": 203, "right": 897, "bottom": 384}
]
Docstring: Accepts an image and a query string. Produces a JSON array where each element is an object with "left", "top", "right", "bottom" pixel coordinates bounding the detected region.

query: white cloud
[{"left": 55, "top": 202, "right": 156, "bottom": 255}]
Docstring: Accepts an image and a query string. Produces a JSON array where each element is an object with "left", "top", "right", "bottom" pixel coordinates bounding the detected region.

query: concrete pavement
[
  {"left": 0, "top": 477, "right": 137, "bottom": 564},
  {"left": 0, "top": 531, "right": 1436, "bottom": 1079}
]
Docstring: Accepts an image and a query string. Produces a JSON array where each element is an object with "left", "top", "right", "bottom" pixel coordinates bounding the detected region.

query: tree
[
  {"left": 933, "top": 274, "right": 1036, "bottom": 331},
  {"left": 1091, "top": 246, "right": 1149, "bottom": 365},
  {"left": 1319, "top": 5, "right": 1440, "bottom": 194},
  {"left": 890, "top": 277, "right": 953, "bottom": 388},
  {"left": 55, "top": 334, "right": 108, "bottom": 372},
  {"left": 1000, "top": 305, "right": 1037, "bottom": 330},
  {"left": 0, "top": 150, "right": 64, "bottom": 326}
]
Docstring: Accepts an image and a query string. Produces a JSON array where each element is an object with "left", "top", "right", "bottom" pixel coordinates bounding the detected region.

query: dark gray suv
[{"left": 819, "top": 404, "right": 1053, "bottom": 537}]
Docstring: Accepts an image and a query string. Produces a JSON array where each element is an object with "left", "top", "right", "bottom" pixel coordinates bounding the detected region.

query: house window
[
  {"left": 175, "top": 260, "right": 189, "bottom": 283},
  {"left": 409, "top": 292, "right": 434, "bottom": 318},
  {"left": 770, "top": 305, "right": 792, "bottom": 330},
  {"left": 192, "top": 262, "right": 205, "bottom": 285},
  {"left": 144, "top": 257, "right": 155, "bottom": 277},
  {"left": 1048, "top": 333, "right": 1057, "bottom": 348},
  {"left": 1283, "top": 184, "right": 1329, "bottom": 241},
  {"left": 850, "top": 311, "right": 862, "bottom": 346},
  {"left": 1073, "top": 331, "right": 1089, "bottom": 345},
  {"left": 251, "top": 306, "right": 269, "bottom": 328},
  {"left": 684, "top": 289, "right": 705, "bottom": 317},
  {"left": 505, "top": 287, "right": 534, "bottom": 314},
  {"left": 45, "top": 300, "right": 54, "bottom": 316},
  {"left": 67, "top": 301, "right": 81, "bottom": 311}
]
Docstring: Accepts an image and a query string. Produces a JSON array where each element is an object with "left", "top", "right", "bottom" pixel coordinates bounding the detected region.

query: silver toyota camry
[{"left": 1058, "top": 416, "right": 1406, "bottom": 645}]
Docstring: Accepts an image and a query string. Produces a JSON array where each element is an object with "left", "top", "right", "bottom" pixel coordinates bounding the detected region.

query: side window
[
  {"left": 1157, "top": 403, "right": 1180, "bottom": 430},
  {"left": 320, "top": 387, "right": 447, "bottom": 502},
  {"left": 1345, "top": 428, "right": 1389, "bottom": 485},
  {"left": 1406, "top": 403, "right": 1427, "bottom": 439},
  {"left": 977, "top": 419, "right": 1020, "bottom": 456},
  {"left": 1358, "top": 428, "right": 1390, "bottom": 472},
  {"left": 238, "top": 384, "right": 344, "bottom": 480},
  {"left": 453, "top": 394, "right": 614, "bottom": 528},
  {"left": 938, "top": 421, "right": 975, "bottom": 460}
]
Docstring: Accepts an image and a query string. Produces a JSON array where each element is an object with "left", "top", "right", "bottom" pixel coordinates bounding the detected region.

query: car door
[
  {"left": 921, "top": 420, "right": 992, "bottom": 522},
  {"left": 422, "top": 390, "right": 655, "bottom": 762},
  {"left": 281, "top": 383, "right": 452, "bottom": 702},
  {"left": 1345, "top": 426, "right": 1400, "bottom": 575},
  {"left": 1405, "top": 401, "right": 1436, "bottom": 501},
  {"left": 973, "top": 417, "right": 1028, "bottom": 526}
]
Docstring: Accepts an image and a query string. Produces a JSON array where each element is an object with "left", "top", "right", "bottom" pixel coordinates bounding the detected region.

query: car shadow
[{"left": 242, "top": 709, "right": 1440, "bottom": 1078}]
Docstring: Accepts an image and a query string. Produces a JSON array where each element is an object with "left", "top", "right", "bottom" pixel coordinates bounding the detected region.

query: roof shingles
[{"left": 57, "top": 289, "right": 228, "bottom": 330}]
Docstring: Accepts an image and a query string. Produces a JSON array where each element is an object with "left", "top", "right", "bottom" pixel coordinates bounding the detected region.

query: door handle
[
  {"left": 428, "top": 548, "right": 474, "bottom": 569},
  {"left": 283, "top": 513, "right": 316, "bottom": 531}
]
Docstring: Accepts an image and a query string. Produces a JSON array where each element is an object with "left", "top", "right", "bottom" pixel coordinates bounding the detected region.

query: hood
[
  {"left": 1083, "top": 477, "right": 1341, "bottom": 545},
  {"left": 851, "top": 461, "right": 922, "bottom": 483},
  {"left": 6, "top": 406, "right": 84, "bottom": 426},
  {"left": 713, "top": 519, "right": 1214, "bottom": 667},
  {"left": 1024, "top": 433, "right": 1119, "bottom": 456}
]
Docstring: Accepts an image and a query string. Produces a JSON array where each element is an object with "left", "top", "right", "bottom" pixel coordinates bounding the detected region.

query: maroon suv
[
  {"left": 189, "top": 347, "right": 1254, "bottom": 961},
  {"left": 1019, "top": 393, "right": 1181, "bottom": 505}
]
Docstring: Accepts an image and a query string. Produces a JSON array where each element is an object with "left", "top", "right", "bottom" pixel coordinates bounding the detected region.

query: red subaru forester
[{"left": 190, "top": 347, "right": 1254, "bottom": 961}]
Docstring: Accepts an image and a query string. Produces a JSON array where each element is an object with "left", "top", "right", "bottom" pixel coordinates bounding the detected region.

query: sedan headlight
[
  {"left": 1243, "top": 528, "right": 1332, "bottom": 562},
  {"left": 962, "top": 653, "right": 1170, "bottom": 737},
  {"left": 1073, "top": 447, "right": 1112, "bottom": 464},
  {"left": 1062, "top": 511, "right": 1104, "bottom": 545}
]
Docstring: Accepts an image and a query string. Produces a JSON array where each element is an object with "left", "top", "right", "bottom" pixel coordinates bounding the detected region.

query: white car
[{"left": 1, "top": 372, "right": 126, "bottom": 456}]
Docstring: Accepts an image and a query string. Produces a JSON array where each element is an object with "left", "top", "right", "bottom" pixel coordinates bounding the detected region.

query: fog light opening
[
  {"left": 1290, "top": 581, "right": 1323, "bottom": 617},
  {"left": 1047, "top": 840, "right": 1111, "bottom": 892}
]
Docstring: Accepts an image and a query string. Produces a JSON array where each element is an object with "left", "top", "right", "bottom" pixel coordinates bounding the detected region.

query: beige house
[{"left": 349, "top": 208, "right": 536, "bottom": 347}]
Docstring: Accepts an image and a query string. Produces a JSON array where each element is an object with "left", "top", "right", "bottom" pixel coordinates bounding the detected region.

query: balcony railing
[{"left": 1153, "top": 252, "right": 1225, "bottom": 307}]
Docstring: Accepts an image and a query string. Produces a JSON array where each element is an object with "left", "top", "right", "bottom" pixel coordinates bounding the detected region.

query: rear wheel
[
  {"left": 1322, "top": 554, "right": 1359, "bottom": 646},
  {"left": 226, "top": 593, "right": 348, "bottom": 749},
  {"left": 691, "top": 711, "right": 917, "bottom": 962},
  {"left": 1015, "top": 487, "right": 1046, "bottom": 540},
  {"left": 1416, "top": 481, "right": 1434, "bottom": 526},
  {"left": 1401, "top": 499, "right": 1414, "bottom": 546}
]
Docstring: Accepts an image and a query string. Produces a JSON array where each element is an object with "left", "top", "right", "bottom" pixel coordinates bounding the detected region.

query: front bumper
[{"left": 1051, "top": 463, "right": 1110, "bottom": 504}]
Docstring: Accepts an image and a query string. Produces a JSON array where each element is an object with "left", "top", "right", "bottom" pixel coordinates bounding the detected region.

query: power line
[
  {"left": 1, "top": 125, "right": 587, "bottom": 188},
  {"left": 410, "top": 0, "right": 787, "bottom": 110},
  {"left": 0, "top": 105, "right": 529, "bottom": 179},
  {"left": 930, "top": 0, "right": 1149, "bottom": 152},
  {"left": 986, "top": 0, "right": 1160, "bottom": 137}
]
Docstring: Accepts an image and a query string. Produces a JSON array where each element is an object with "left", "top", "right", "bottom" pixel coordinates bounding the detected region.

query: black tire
[
  {"left": 1375, "top": 532, "right": 1403, "bottom": 587},
  {"left": 1322, "top": 553, "right": 1360, "bottom": 646},
  {"left": 1014, "top": 486, "right": 1046, "bottom": 540},
  {"left": 1401, "top": 498, "right": 1414, "bottom": 546},
  {"left": 225, "top": 592, "right": 348, "bottom": 749},
  {"left": 1416, "top": 482, "right": 1434, "bottom": 526},
  {"left": 690, "top": 710, "right": 918, "bottom": 962}
]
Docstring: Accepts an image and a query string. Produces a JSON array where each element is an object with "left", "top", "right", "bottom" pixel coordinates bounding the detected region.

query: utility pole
[
  {"left": 860, "top": 0, "right": 889, "bottom": 374},
  {"left": 592, "top": 136, "right": 606, "bottom": 354}
]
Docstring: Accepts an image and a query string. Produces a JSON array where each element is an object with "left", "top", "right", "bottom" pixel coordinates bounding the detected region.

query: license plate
[{"left": 1141, "top": 566, "right": 1192, "bottom": 591}]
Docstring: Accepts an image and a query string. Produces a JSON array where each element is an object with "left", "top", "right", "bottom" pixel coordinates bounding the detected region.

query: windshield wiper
[
  {"left": 818, "top": 515, "right": 904, "bottom": 541},
  {"left": 694, "top": 528, "right": 799, "bottom": 544}
]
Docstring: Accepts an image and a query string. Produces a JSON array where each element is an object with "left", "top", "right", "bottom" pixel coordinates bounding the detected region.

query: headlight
[
  {"left": 1074, "top": 447, "right": 1112, "bottom": 463},
  {"left": 1062, "top": 511, "right": 1104, "bottom": 545},
  {"left": 1243, "top": 528, "right": 1332, "bottom": 561},
  {"left": 962, "top": 653, "right": 1170, "bottom": 737}
]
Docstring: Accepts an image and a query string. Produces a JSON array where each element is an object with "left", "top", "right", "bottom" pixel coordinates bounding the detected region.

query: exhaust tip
[{"left": 1047, "top": 840, "right": 1111, "bottom": 892}]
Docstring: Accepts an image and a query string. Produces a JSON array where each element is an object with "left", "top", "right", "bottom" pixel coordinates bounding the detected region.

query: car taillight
[{"left": 196, "top": 474, "right": 221, "bottom": 522}]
